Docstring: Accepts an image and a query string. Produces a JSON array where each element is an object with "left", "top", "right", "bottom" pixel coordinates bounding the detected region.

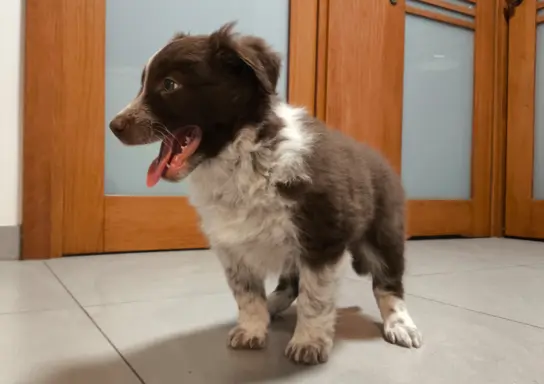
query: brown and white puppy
[{"left": 109, "top": 23, "right": 422, "bottom": 365}]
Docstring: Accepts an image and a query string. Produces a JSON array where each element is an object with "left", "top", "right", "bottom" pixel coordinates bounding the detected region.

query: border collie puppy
[{"left": 109, "top": 23, "right": 422, "bottom": 365}]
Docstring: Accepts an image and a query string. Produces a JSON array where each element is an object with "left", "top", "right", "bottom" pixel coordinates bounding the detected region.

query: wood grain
[
  {"left": 288, "top": 0, "right": 319, "bottom": 113},
  {"left": 22, "top": 0, "right": 65, "bottom": 259},
  {"left": 326, "top": 0, "right": 405, "bottom": 172},
  {"left": 417, "top": 0, "right": 476, "bottom": 16},
  {"left": 470, "top": 0, "right": 496, "bottom": 236},
  {"left": 61, "top": 0, "right": 106, "bottom": 254},
  {"left": 505, "top": 0, "right": 537, "bottom": 237},
  {"left": 407, "top": 200, "right": 472, "bottom": 237},
  {"left": 528, "top": 201, "right": 544, "bottom": 237},
  {"left": 405, "top": 5, "right": 475, "bottom": 30},
  {"left": 490, "top": 0, "right": 509, "bottom": 236},
  {"left": 315, "top": 0, "right": 330, "bottom": 121},
  {"left": 103, "top": 196, "right": 208, "bottom": 253}
]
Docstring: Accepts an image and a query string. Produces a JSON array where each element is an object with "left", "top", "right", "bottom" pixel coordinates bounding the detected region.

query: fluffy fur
[{"left": 109, "top": 22, "right": 422, "bottom": 365}]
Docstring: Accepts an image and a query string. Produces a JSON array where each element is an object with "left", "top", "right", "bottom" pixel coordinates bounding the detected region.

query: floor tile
[
  {"left": 46, "top": 239, "right": 544, "bottom": 309},
  {"left": 0, "top": 261, "right": 76, "bottom": 314},
  {"left": 404, "top": 238, "right": 544, "bottom": 276},
  {"left": 0, "top": 309, "right": 140, "bottom": 384},
  {"left": 87, "top": 282, "right": 544, "bottom": 384},
  {"left": 405, "top": 265, "right": 544, "bottom": 328},
  {"left": 47, "top": 250, "right": 227, "bottom": 306}
]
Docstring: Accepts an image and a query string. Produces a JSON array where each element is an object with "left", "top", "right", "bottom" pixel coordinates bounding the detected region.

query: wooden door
[
  {"left": 505, "top": 0, "right": 544, "bottom": 238},
  {"left": 320, "top": 0, "right": 496, "bottom": 237},
  {"left": 22, "top": 0, "right": 320, "bottom": 258}
]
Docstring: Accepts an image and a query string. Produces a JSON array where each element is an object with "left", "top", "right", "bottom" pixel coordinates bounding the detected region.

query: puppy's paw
[
  {"left": 228, "top": 325, "right": 267, "bottom": 350},
  {"left": 267, "top": 292, "right": 295, "bottom": 319},
  {"left": 285, "top": 337, "right": 331, "bottom": 365},
  {"left": 383, "top": 319, "right": 422, "bottom": 348}
]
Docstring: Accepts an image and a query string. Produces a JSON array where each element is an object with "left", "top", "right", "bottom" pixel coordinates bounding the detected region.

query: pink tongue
[{"left": 146, "top": 144, "right": 172, "bottom": 187}]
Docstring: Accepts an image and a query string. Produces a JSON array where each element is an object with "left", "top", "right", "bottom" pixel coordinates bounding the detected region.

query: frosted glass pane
[
  {"left": 105, "top": 0, "right": 290, "bottom": 195},
  {"left": 534, "top": 24, "right": 544, "bottom": 199},
  {"left": 401, "top": 15, "right": 474, "bottom": 199}
]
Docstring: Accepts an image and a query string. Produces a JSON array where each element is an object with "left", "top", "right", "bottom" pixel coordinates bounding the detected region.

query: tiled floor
[{"left": 1, "top": 238, "right": 543, "bottom": 384}]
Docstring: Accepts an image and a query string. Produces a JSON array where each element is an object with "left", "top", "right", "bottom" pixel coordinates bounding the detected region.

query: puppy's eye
[{"left": 163, "top": 78, "right": 180, "bottom": 92}]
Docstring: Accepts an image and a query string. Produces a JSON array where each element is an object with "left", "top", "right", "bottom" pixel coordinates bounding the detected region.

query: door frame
[
  {"left": 505, "top": 0, "right": 544, "bottom": 238},
  {"left": 22, "top": 0, "right": 321, "bottom": 259},
  {"left": 317, "top": 0, "right": 505, "bottom": 238}
]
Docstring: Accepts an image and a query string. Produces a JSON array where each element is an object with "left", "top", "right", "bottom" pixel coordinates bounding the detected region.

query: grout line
[
  {"left": 0, "top": 261, "right": 77, "bottom": 317},
  {"left": 406, "top": 293, "right": 544, "bottom": 331},
  {"left": 44, "top": 263, "right": 146, "bottom": 384},
  {"left": 81, "top": 291, "right": 233, "bottom": 310},
  {"left": 0, "top": 307, "right": 75, "bottom": 317},
  {"left": 517, "top": 262, "right": 544, "bottom": 268},
  {"left": 406, "top": 263, "right": 535, "bottom": 278}
]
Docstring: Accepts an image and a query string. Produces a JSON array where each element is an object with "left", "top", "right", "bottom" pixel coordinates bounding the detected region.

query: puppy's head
[{"left": 109, "top": 22, "right": 281, "bottom": 187}]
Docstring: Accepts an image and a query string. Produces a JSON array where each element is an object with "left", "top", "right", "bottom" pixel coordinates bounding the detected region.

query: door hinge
[{"left": 504, "top": 0, "right": 524, "bottom": 21}]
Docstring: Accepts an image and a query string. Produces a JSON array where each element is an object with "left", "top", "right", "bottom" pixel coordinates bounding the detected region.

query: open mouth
[{"left": 146, "top": 126, "right": 202, "bottom": 187}]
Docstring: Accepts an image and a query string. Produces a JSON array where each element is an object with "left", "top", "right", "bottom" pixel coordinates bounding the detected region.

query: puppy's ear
[{"left": 209, "top": 22, "right": 281, "bottom": 94}]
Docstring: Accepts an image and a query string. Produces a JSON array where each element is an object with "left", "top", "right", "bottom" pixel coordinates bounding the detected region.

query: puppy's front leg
[
  {"left": 285, "top": 263, "right": 340, "bottom": 365},
  {"left": 220, "top": 251, "right": 269, "bottom": 350}
]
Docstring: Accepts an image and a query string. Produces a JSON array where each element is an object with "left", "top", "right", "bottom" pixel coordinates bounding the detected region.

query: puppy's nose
[{"left": 109, "top": 116, "right": 127, "bottom": 133}]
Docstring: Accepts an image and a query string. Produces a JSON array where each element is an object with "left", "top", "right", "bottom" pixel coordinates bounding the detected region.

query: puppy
[{"left": 109, "top": 23, "right": 422, "bottom": 365}]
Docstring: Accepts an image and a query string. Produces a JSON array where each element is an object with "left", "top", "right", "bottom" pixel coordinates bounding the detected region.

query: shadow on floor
[{"left": 39, "top": 307, "right": 382, "bottom": 384}]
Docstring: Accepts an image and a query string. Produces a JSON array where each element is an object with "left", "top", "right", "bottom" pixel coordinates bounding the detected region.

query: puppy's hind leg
[
  {"left": 267, "top": 260, "right": 299, "bottom": 318},
  {"left": 366, "top": 215, "right": 422, "bottom": 349}
]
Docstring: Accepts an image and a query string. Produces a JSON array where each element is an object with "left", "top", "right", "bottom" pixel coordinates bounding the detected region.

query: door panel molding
[
  {"left": 505, "top": 0, "right": 544, "bottom": 238},
  {"left": 322, "top": 0, "right": 496, "bottom": 238},
  {"left": 22, "top": 0, "right": 320, "bottom": 259},
  {"left": 407, "top": 200, "right": 472, "bottom": 237},
  {"left": 490, "top": 0, "right": 509, "bottom": 237},
  {"left": 22, "top": 0, "right": 62, "bottom": 259},
  {"left": 61, "top": 1, "right": 106, "bottom": 254},
  {"left": 470, "top": 0, "right": 495, "bottom": 235},
  {"left": 405, "top": 2, "right": 476, "bottom": 30},
  {"left": 325, "top": 0, "right": 405, "bottom": 172},
  {"left": 103, "top": 196, "right": 207, "bottom": 253}
]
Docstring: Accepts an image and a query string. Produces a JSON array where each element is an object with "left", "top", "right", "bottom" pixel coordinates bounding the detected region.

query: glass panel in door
[
  {"left": 401, "top": 1, "right": 476, "bottom": 199},
  {"left": 104, "top": 0, "right": 290, "bottom": 196}
]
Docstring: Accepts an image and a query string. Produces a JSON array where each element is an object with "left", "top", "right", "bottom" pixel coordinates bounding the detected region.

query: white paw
[
  {"left": 285, "top": 337, "right": 332, "bottom": 365},
  {"left": 383, "top": 319, "right": 422, "bottom": 348},
  {"left": 228, "top": 325, "right": 267, "bottom": 350}
]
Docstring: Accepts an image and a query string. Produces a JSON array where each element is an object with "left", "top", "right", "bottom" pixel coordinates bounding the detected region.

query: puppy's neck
[{"left": 190, "top": 101, "right": 314, "bottom": 190}]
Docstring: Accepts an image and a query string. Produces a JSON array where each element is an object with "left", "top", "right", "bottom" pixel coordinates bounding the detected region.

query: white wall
[{"left": 0, "top": 0, "right": 22, "bottom": 226}]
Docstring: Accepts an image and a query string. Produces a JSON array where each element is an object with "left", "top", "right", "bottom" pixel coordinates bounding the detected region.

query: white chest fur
[{"left": 187, "top": 103, "right": 313, "bottom": 272}]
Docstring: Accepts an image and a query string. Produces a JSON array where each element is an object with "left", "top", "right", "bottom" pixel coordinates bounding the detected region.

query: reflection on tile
[
  {"left": 0, "top": 261, "right": 76, "bottom": 314},
  {"left": 406, "top": 266, "right": 544, "bottom": 327},
  {"left": 0, "top": 309, "right": 140, "bottom": 384},
  {"left": 405, "top": 238, "right": 544, "bottom": 276},
  {"left": 47, "top": 250, "right": 227, "bottom": 306},
  {"left": 87, "top": 287, "right": 544, "bottom": 384}
]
